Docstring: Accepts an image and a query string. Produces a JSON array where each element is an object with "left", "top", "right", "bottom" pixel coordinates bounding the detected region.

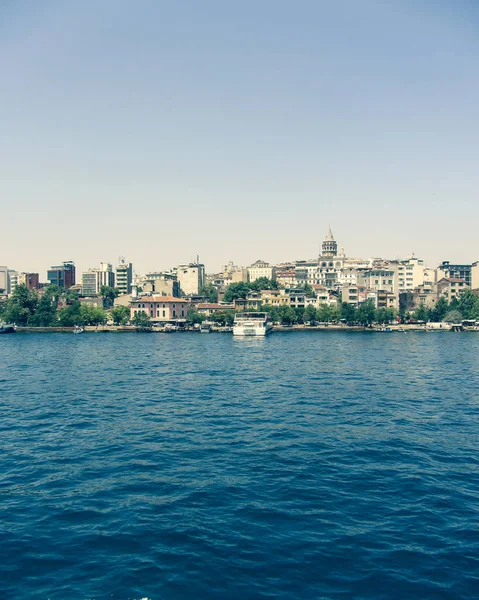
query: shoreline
[{"left": 10, "top": 324, "right": 478, "bottom": 334}]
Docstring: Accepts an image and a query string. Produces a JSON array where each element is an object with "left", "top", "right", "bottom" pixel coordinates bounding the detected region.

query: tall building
[
  {"left": 116, "top": 260, "right": 133, "bottom": 295},
  {"left": 436, "top": 261, "right": 477, "bottom": 288},
  {"left": 177, "top": 263, "right": 205, "bottom": 295},
  {"left": 81, "top": 263, "right": 115, "bottom": 296},
  {"left": 0, "top": 266, "right": 11, "bottom": 297},
  {"left": 47, "top": 261, "right": 76, "bottom": 288},
  {"left": 18, "top": 273, "right": 40, "bottom": 290},
  {"left": 322, "top": 226, "right": 338, "bottom": 257}
]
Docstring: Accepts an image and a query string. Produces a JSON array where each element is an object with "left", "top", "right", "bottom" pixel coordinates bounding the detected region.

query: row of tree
[
  {"left": 408, "top": 291, "right": 479, "bottom": 323},
  {"left": 0, "top": 284, "right": 132, "bottom": 327}
]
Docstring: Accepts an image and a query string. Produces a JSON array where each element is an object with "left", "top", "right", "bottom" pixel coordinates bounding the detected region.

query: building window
[
  {"left": 163, "top": 310, "right": 165, "bottom": 317},
  {"left": 173, "top": 311, "right": 176, "bottom": 317}
]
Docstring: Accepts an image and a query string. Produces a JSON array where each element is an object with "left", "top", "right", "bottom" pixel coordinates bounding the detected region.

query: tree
[
  {"left": 357, "top": 299, "right": 376, "bottom": 327},
  {"left": 187, "top": 308, "right": 206, "bottom": 324},
  {"left": 430, "top": 297, "right": 449, "bottom": 322},
  {"left": 209, "top": 310, "right": 235, "bottom": 326},
  {"left": 303, "top": 283, "right": 315, "bottom": 298},
  {"left": 340, "top": 302, "right": 357, "bottom": 325},
  {"left": 80, "top": 304, "right": 107, "bottom": 325},
  {"left": 0, "top": 284, "right": 38, "bottom": 325},
  {"left": 131, "top": 311, "right": 151, "bottom": 328},
  {"left": 58, "top": 301, "right": 82, "bottom": 327},
  {"left": 100, "top": 285, "right": 119, "bottom": 309},
  {"left": 110, "top": 305, "right": 130, "bottom": 325},
  {"left": 28, "top": 293, "right": 58, "bottom": 326},
  {"left": 443, "top": 309, "right": 463, "bottom": 324},
  {"left": 413, "top": 303, "right": 430, "bottom": 323},
  {"left": 262, "top": 304, "right": 281, "bottom": 323},
  {"left": 198, "top": 284, "right": 219, "bottom": 303},
  {"left": 250, "top": 277, "right": 280, "bottom": 291},
  {"left": 223, "top": 282, "right": 251, "bottom": 303},
  {"left": 458, "top": 289, "right": 479, "bottom": 320},
  {"left": 278, "top": 305, "right": 297, "bottom": 325},
  {"left": 304, "top": 304, "right": 318, "bottom": 325},
  {"left": 317, "top": 304, "right": 331, "bottom": 323}
]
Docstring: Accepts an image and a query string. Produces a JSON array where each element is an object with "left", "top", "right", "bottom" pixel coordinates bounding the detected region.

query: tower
[{"left": 322, "top": 226, "right": 338, "bottom": 257}]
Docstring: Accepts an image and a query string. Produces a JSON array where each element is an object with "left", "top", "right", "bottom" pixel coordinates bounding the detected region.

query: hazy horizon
[{"left": 1, "top": 0, "right": 478, "bottom": 278}]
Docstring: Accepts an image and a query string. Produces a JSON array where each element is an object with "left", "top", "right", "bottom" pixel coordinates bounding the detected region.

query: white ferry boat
[{"left": 233, "top": 312, "right": 273, "bottom": 337}]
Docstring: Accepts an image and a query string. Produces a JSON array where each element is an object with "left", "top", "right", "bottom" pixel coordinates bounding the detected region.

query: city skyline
[{"left": 1, "top": 1, "right": 478, "bottom": 275}]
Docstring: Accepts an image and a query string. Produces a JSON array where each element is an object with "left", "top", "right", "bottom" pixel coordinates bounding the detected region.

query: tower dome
[{"left": 322, "top": 226, "right": 338, "bottom": 257}]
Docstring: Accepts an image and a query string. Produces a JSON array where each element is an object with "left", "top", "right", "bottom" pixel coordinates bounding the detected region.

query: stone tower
[{"left": 322, "top": 226, "right": 338, "bottom": 257}]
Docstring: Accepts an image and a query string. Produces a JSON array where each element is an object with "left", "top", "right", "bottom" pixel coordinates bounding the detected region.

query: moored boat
[
  {"left": 0, "top": 323, "right": 15, "bottom": 334},
  {"left": 233, "top": 312, "right": 273, "bottom": 337}
]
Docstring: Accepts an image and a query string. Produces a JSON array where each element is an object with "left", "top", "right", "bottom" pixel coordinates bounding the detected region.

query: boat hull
[
  {"left": 233, "top": 324, "right": 273, "bottom": 337},
  {"left": 0, "top": 324, "right": 15, "bottom": 334}
]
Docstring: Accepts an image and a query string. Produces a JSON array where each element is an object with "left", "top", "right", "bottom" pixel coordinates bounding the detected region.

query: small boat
[
  {"left": 73, "top": 326, "right": 84, "bottom": 334},
  {"left": 200, "top": 322, "right": 212, "bottom": 333},
  {"left": 0, "top": 323, "right": 15, "bottom": 334},
  {"left": 233, "top": 312, "right": 273, "bottom": 336},
  {"left": 164, "top": 323, "right": 178, "bottom": 332}
]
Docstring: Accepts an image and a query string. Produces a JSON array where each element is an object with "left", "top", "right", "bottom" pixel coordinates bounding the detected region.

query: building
[
  {"left": 247, "top": 260, "right": 276, "bottom": 283},
  {"left": 17, "top": 273, "right": 40, "bottom": 290},
  {"left": 130, "top": 296, "right": 191, "bottom": 322},
  {"left": 436, "top": 261, "right": 475, "bottom": 288},
  {"left": 177, "top": 263, "right": 205, "bottom": 295},
  {"left": 390, "top": 257, "right": 426, "bottom": 293},
  {"left": 322, "top": 226, "right": 338, "bottom": 257},
  {"left": 437, "top": 277, "right": 469, "bottom": 302},
  {"left": 0, "top": 266, "right": 11, "bottom": 297},
  {"left": 81, "top": 263, "right": 115, "bottom": 296},
  {"left": 116, "top": 260, "right": 132, "bottom": 295},
  {"left": 47, "top": 261, "right": 76, "bottom": 288}
]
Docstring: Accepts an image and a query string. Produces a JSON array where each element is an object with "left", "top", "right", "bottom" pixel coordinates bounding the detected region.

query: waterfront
[{"left": 1, "top": 332, "right": 478, "bottom": 599}]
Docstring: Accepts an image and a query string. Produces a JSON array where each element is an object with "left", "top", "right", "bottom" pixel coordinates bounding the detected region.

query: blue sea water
[{"left": 0, "top": 331, "right": 478, "bottom": 599}]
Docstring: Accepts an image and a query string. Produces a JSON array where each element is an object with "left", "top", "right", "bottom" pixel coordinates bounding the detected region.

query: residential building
[
  {"left": 17, "top": 272, "right": 40, "bottom": 290},
  {"left": 0, "top": 266, "right": 11, "bottom": 297},
  {"left": 357, "top": 269, "right": 397, "bottom": 294},
  {"left": 177, "top": 263, "right": 205, "bottom": 295},
  {"left": 436, "top": 261, "right": 474, "bottom": 288},
  {"left": 47, "top": 261, "right": 76, "bottom": 288},
  {"left": 130, "top": 296, "right": 191, "bottom": 322},
  {"left": 195, "top": 303, "right": 235, "bottom": 316},
  {"left": 260, "top": 289, "right": 290, "bottom": 306},
  {"left": 81, "top": 263, "right": 115, "bottom": 296},
  {"left": 247, "top": 260, "right": 276, "bottom": 283},
  {"left": 390, "top": 257, "right": 426, "bottom": 293},
  {"left": 116, "top": 260, "right": 133, "bottom": 295},
  {"left": 437, "top": 277, "right": 469, "bottom": 302},
  {"left": 341, "top": 284, "right": 369, "bottom": 306}
]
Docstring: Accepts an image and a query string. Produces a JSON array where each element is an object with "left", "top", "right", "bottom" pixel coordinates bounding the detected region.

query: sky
[{"left": 1, "top": 0, "right": 478, "bottom": 278}]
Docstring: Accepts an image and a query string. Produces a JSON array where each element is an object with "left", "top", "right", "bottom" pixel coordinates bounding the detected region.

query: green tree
[
  {"left": 100, "top": 285, "right": 119, "bottom": 309},
  {"left": 209, "top": 310, "right": 235, "bottom": 326},
  {"left": 430, "top": 297, "right": 449, "bottom": 322},
  {"left": 413, "top": 303, "right": 430, "bottom": 322},
  {"left": 458, "top": 289, "right": 479, "bottom": 320},
  {"left": 278, "top": 305, "right": 297, "bottom": 325},
  {"left": 262, "top": 304, "right": 281, "bottom": 323},
  {"left": 223, "top": 282, "right": 251, "bottom": 302},
  {"left": 443, "top": 309, "right": 463, "bottom": 324},
  {"left": 357, "top": 299, "right": 376, "bottom": 327},
  {"left": 340, "top": 302, "right": 357, "bottom": 325},
  {"left": 80, "top": 304, "right": 107, "bottom": 325},
  {"left": 250, "top": 277, "right": 280, "bottom": 291},
  {"left": 58, "top": 301, "right": 82, "bottom": 327},
  {"left": 0, "top": 284, "right": 38, "bottom": 325},
  {"left": 131, "top": 310, "right": 151, "bottom": 328},
  {"left": 110, "top": 305, "right": 130, "bottom": 325},
  {"left": 28, "top": 293, "right": 58, "bottom": 326},
  {"left": 317, "top": 304, "right": 331, "bottom": 323},
  {"left": 303, "top": 304, "right": 318, "bottom": 324},
  {"left": 198, "top": 284, "right": 219, "bottom": 303},
  {"left": 187, "top": 308, "right": 206, "bottom": 324}
]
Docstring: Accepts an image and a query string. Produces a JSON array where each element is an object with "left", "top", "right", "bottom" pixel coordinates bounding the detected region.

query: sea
[{"left": 1, "top": 331, "right": 478, "bottom": 599}]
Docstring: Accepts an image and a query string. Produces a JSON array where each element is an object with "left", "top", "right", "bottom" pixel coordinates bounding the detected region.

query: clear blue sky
[{"left": 1, "top": 0, "right": 478, "bottom": 277}]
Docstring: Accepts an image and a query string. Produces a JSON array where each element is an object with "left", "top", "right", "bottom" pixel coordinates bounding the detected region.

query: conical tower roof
[{"left": 325, "top": 225, "right": 334, "bottom": 242}]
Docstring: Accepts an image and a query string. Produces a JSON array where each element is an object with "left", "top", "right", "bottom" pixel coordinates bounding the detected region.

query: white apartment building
[
  {"left": 247, "top": 260, "right": 276, "bottom": 283},
  {"left": 81, "top": 263, "right": 115, "bottom": 296},
  {"left": 177, "top": 263, "right": 205, "bottom": 295}
]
